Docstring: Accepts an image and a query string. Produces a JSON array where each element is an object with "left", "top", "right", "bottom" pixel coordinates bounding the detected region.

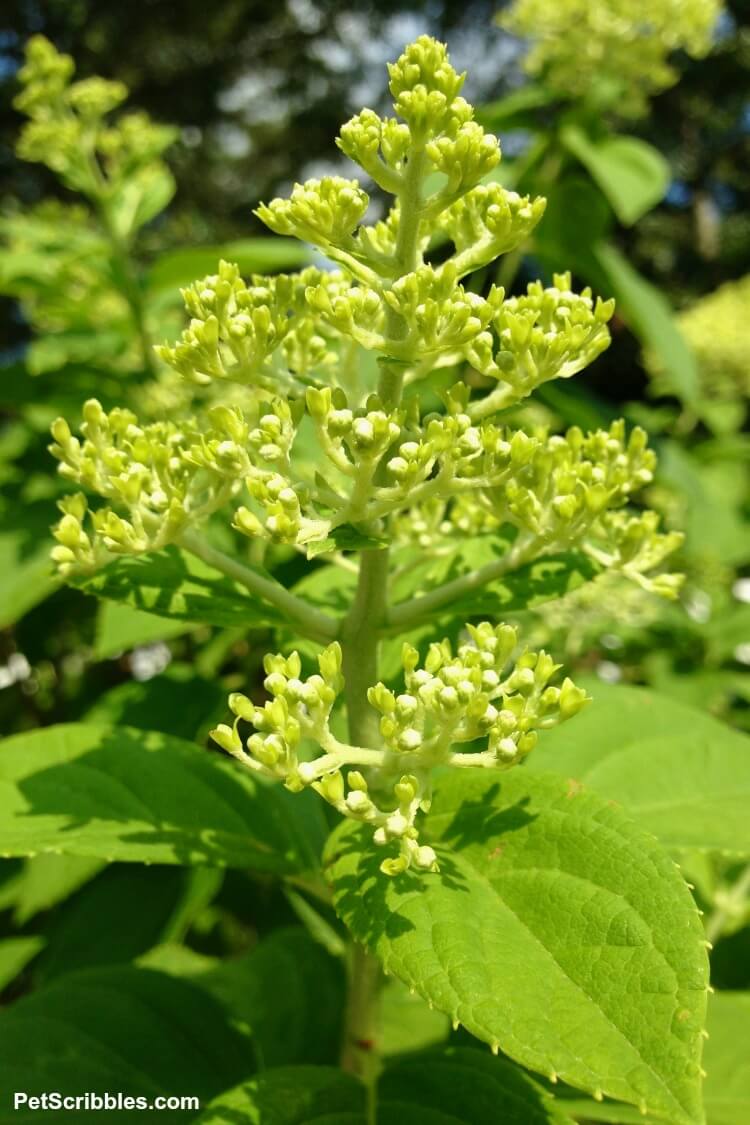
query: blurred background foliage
[{"left": 1, "top": 0, "right": 748, "bottom": 740}]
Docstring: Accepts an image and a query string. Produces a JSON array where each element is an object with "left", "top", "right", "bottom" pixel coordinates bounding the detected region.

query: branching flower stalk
[
  {"left": 14, "top": 35, "right": 177, "bottom": 378},
  {"left": 44, "top": 36, "right": 686, "bottom": 1083}
]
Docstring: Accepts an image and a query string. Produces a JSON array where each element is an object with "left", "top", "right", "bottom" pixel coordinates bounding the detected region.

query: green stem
[
  {"left": 386, "top": 538, "right": 536, "bottom": 630},
  {"left": 340, "top": 940, "right": 382, "bottom": 1119},
  {"left": 95, "top": 197, "right": 159, "bottom": 380},
  {"left": 179, "top": 529, "right": 338, "bottom": 644},
  {"left": 337, "top": 548, "right": 388, "bottom": 1095},
  {"left": 338, "top": 130, "right": 426, "bottom": 1101},
  {"left": 467, "top": 382, "right": 519, "bottom": 420},
  {"left": 340, "top": 547, "right": 390, "bottom": 748}
]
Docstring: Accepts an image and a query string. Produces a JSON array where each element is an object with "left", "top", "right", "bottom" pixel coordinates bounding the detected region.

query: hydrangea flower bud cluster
[
  {"left": 468, "top": 274, "right": 615, "bottom": 403},
  {"left": 155, "top": 262, "right": 341, "bottom": 391},
  {"left": 210, "top": 622, "right": 587, "bottom": 874},
  {"left": 646, "top": 274, "right": 750, "bottom": 418},
  {"left": 48, "top": 399, "right": 249, "bottom": 573},
  {"left": 211, "top": 643, "right": 344, "bottom": 786},
  {"left": 46, "top": 36, "right": 687, "bottom": 875},
  {"left": 14, "top": 35, "right": 175, "bottom": 195},
  {"left": 501, "top": 0, "right": 721, "bottom": 117},
  {"left": 369, "top": 622, "right": 588, "bottom": 766}
]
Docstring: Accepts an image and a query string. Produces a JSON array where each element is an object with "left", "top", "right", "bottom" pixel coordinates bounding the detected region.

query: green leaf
[
  {"left": 197, "top": 1066, "right": 365, "bottom": 1125},
  {"left": 305, "top": 523, "right": 390, "bottom": 559},
  {"left": 94, "top": 600, "right": 195, "bottom": 660},
  {"left": 13, "top": 854, "right": 104, "bottom": 925},
  {"left": 379, "top": 1048, "right": 576, "bottom": 1124},
  {"left": 535, "top": 176, "right": 613, "bottom": 262},
  {"left": 326, "top": 770, "right": 708, "bottom": 1124},
  {"left": 138, "top": 942, "right": 219, "bottom": 978},
  {"left": 292, "top": 564, "right": 357, "bottom": 618},
  {"left": 390, "top": 545, "right": 600, "bottom": 619},
  {"left": 657, "top": 441, "right": 750, "bottom": 567},
  {"left": 36, "top": 865, "right": 189, "bottom": 982},
  {"left": 84, "top": 664, "right": 226, "bottom": 741},
  {"left": 477, "top": 84, "right": 558, "bottom": 129},
  {"left": 0, "top": 723, "right": 326, "bottom": 873},
  {"left": 0, "top": 937, "right": 45, "bottom": 992},
  {"left": 147, "top": 238, "right": 312, "bottom": 294},
  {"left": 199, "top": 1051, "right": 577, "bottom": 1125},
  {"left": 702, "top": 991, "right": 750, "bottom": 1125},
  {"left": 593, "top": 242, "right": 699, "bottom": 406},
  {"left": 71, "top": 545, "right": 286, "bottom": 628},
  {"left": 0, "top": 529, "right": 58, "bottom": 629},
  {"left": 561, "top": 127, "right": 670, "bottom": 225},
  {"left": 0, "top": 965, "right": 253, "bottom": 1124},
  {"left": 109, "top": 164, "right": 176, "bottom": 239},
  {"left": 379, "top": 978, "right": 450, "bottom": 1058},
  {"left": 560, "top": 991, "right": 750, "bottom": 1124},
  {"left": 197, "top": 927, "right": 345, "bottom": 1068},
  {"left": 527, "top": 682, "right": 750, "bottom": 857}
]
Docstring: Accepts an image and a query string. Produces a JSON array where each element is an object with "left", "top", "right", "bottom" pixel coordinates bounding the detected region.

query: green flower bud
[{"left": 559, "top": 678, "right": 590, "bottom": 719}]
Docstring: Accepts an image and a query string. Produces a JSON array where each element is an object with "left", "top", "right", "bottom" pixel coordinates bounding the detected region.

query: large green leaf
[
  {"left": 147, "top": 238, "right": 311, "bottom": 293},
  {"left": 326, "top": 770, "right": 708, "bottom": 1124},
  {"left": 657, "top": 441, "right": 750, "bottom": 567},
  {"left": 197, "top": 927, "right": 345, "bottom": 1068},
  {"left": 72, "top": 545, "right": 285, "bottom": 628},
  {"left": 0, "top": 723, "right": 326, "bottom": 873},
  {"left": 379, "top": 1048, "right": 576, "bottom": 1125},
  {"left": 558, "top": 992, "right": 750, "bottom": 1124},
  {"left": 35, "top": 865, "right": 189, "bottom": 982},
  {"left": 527, "top": 682, "right": 750, "bottom": 857},
  {"left": 197, "top": 1050, "right": 574, "bottom": 1125},
  {"left": 593, "top": 242, "right": 699, "bottom": 406},
  {"left": 534, "top": 176, "right": 613, "bottom": 266},
  {"left": 561, "top": 127, "right": 670, "bottom": 225},
  {"left": 197, "top": 1066, "right": 364, "bottom": 1124},
  {"left": 0, "top": 965, "right": 253, "bottom": 1124}
]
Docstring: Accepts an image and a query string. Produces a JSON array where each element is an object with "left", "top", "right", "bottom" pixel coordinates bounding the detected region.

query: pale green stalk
[
  {"left": 179, "top": 528, "right": 338, "bottom": 644},
  {"left": 386, "top": 534, "right": 537, "bottom": 630},
  {"left": 338, "top": 139, "right": 427, "bottom": 1103}
]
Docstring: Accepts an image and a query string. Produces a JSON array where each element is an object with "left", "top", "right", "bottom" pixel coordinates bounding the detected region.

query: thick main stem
[
  {"left": 339, "top": 136, "right": 425, "bottom": 1098},
  {"left": 338, "top": 548, "right": 388, "bottom": 1095}
]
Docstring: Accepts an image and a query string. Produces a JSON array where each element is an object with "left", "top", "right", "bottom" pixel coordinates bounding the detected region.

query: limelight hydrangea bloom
[
  {"left": 44, "top": 36, "right": 685, "bottom": 875},
  {"left": 659, "top": 275, "right": 750, "bottom": 408},
  {"left": 501, "top": 0, "right": 722, "bottom": 116}
]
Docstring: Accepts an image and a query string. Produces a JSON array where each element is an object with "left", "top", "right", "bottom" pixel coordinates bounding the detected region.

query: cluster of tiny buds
[
  {"left": 210, "top": 622, "right": 588, "bottom": 876},
  {"left": 369, "top": 622, "right": 589, "bottom": 768},
  {"left": 15, "top": 36, "right": 175, "bottom": 195}
]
